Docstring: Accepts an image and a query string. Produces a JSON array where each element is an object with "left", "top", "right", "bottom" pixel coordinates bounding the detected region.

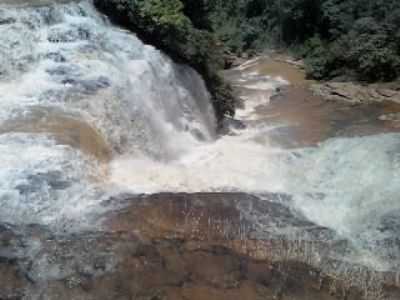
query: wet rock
[
  {"left": 46, "top": 65, "right": 78, "bottom": 76},
  {"left": 0, "top": 260, "right": 28, "bottom": 300},
  {"left": 219, "top": 116, "right": 246, "bottom": 135},
  {"left": 61, "top": 76, "right": 110, "bottom": 94},
  {"left": 184, "top": 251, "right": 242, "bottom": 289},
  {"left": 48, "top": 25, "right": 91, "bottom": 43},
  {"left": 0, "top": 9, "right": 16, "bottom": 25},
  {"left": 1, "top": 193, "right": 399, "bottom": 299},
  {"left": 275, "top": 56, "right": 305, "bottom": 70},
  {"left": 0, "top": 16, "right": 15, "bottom": 25},
  {"left": 15, "top": 171, "right": 72, "bottom": 196},
  {"left": 224, "top": 53, "right": 246, "bottom": 70},
  {"left": 0, "top": 226, "right": 32, "bottom": 299},
  {"left": 107, "top": 193, "right": 400, "bottom": 298},
  {"left": 45, "top": 52, "right": 67, "bottom": 63},
  {"left": 311, "top": 82, "right": 400, "bottom": 105}
]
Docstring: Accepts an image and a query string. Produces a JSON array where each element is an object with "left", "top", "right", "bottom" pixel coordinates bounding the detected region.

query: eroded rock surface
[
  {"left": 1, "top": 193, "right": 399, "bottom": 300},
  {"left": 311, "top": 82, "right": 400, "bottom": 105}
]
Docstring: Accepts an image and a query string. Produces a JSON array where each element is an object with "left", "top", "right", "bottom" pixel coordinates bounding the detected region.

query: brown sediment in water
[
  {"left": 0, "top": 107, "right": 112, "bottom": 162},
  {"left": 250, "top": 56, "right": 309, "bottom": 86},
  {"left": 2, "top": 55, "right": 399, "bottom": 300},
  {"left": 242, "top": 56, "right": 400, "bottom": 147}
]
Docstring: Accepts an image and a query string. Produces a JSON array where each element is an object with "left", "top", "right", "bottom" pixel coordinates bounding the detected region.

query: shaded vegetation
[
  {"left": 94, "top": 0, "right": 400, "bottom": 120},
  {"left": 207, "top": 0, "right": 400, "bottom": 82},
  {"left": 93, "top": 0, "right": 235, "bottom": 123}
]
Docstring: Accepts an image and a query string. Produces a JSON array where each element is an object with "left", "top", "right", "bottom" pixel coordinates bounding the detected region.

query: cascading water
[
  {"left": 0, "top": 0, "right": 215, "bottom": 230},
  {"left": 0, "top": 0, "right": 399, "bottom": 289},
  {"left": 111, "top": 67, "right": 400, "bottom": 272}
]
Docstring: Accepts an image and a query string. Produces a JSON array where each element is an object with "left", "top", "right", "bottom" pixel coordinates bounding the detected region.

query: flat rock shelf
[{"left": 1, "top": 193, "right": 400, "bottom": 300}]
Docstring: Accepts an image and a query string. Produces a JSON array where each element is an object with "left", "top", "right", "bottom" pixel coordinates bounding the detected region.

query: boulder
[{"left": 1, "top": 193, "right": 399, "bottom": 299}]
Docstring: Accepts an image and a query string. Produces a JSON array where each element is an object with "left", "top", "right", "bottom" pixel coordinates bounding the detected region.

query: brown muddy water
[
  {"left": 227, "top": 56, "right": 400, "bottom": 148},
  {"left": 0, "top": 107, "right": 112, "bottom": 162},
  {"left": 1, "top": 1, "right": 400, "bottom": 298}
]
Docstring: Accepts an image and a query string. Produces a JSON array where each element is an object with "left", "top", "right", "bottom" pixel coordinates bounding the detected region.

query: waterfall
[
  {"left": 0, "top": 0, "right": 399, "bottom": 276},
  {"left": 0, "top": 0, "right": 216, "bottom": 230}
]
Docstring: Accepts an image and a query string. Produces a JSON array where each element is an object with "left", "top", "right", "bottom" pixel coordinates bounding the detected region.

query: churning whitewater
[
  {"left": 0, "top": 0, "right": 399, "bottom": 274},
  {"left": 0, "top": 0, "right": 215, "bottom": 230}
]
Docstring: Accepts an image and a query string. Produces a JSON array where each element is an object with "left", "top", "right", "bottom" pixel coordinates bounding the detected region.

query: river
[{"left": 0, "top": 0, "right": 399, "bottom": 299}]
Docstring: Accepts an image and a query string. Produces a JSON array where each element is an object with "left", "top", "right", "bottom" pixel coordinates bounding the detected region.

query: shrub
[{"left": 351, "top": 34, "right": 399, "bottom": 81}]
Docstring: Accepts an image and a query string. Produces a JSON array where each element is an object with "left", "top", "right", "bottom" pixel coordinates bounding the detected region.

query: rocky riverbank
[
  {"left": 2, "top": 48, "right": 399, "bottom": 299},
  {"left": 1, "top": 2, "right": 400, "bottom": 300},
  {"left": 233, "top": 55, "right": 400, "bottom": 146},
  {"left": 2, "top": 193, "right": 399, "bottom": 300},
  {"left": 311, "top": 82, "right": 400, "bottom": 106}
]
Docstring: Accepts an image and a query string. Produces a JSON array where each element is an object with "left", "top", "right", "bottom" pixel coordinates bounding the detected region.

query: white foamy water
[
  {"left": 0, "top": 0, "right": 215, "bottom": 230},
  {"left": 111, "top": 123, "right": 400, "bottom": 270},
  {"left": 0, "top": 132, "right": 104, "bottom": 230},
  {"left": 110, "top": 65, "right": 400, "bottom": 271},
  {"left": 0, "top": 0, "right": 399, "bottom": 273}
]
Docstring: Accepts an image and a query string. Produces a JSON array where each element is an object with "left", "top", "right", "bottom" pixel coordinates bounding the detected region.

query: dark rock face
[
  {"left": 1, "top": 193, "right": 399, "bottom": 300},
  {"left": 219, "top": 116, "right": 246, "bottom": 135}
]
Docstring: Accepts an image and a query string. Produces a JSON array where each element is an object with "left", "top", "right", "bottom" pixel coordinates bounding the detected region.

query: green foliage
[
  {"left": 207, "top": 0, "right": 400, "bottom": 82},
  {"left": 302, "top": 37, "right": 331, "bottom": 79},
  {"left": 312, "top": 12, "right": 400, "bottom": 81},
  {"left": 208, "top": 0, "right": 270, "bottom": 54},
  {"left": 94, "top": 0, "right": 235, "bottom": 123},
  {"left": 136, "top": 0, "right": 190, "bottom": 28},
  {"left": 182, "top": 0, "right": 213, "bottom": 30},
  {"left": 94, "top": 0, "right": 400, "bottom": 118},
  {"left": 349, "top": 33, "right": 399, "bottom": 81}
]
